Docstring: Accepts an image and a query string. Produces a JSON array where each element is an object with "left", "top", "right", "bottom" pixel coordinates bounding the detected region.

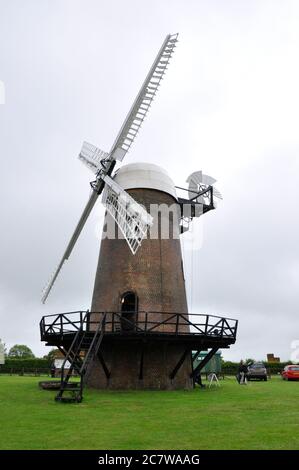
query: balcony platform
[{"left": 40, "top": 310, "right": 238, "bottom": 351}]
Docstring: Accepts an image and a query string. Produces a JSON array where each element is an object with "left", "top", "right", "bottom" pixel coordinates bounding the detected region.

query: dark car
[{"left": 247, "top": 362, "right": 267, "bottom": 381}]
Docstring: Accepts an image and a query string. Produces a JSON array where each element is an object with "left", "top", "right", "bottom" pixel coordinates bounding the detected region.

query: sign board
[
  {"left": 54, "top": 359, "right": 71, "bottom": 369},
  {"left": 0, "top": 341, "right": 5, "bottom": 365}
]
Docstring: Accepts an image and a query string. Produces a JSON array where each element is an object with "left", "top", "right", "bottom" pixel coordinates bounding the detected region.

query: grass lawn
[{"left": 0, "top": 375, "right": 298, "bottom": 450}]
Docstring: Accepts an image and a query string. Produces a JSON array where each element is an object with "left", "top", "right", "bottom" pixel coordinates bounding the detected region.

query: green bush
[
  {"left": 0, "top": 358, "right": 50, "bottom": 373},
  {"left": 221, "top": 360, "right": 292, "bottom": 375}
]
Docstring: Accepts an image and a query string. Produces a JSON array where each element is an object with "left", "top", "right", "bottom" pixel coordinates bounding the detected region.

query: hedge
[
  {"left": 0, "top": 358, "right": 50, "bottom": 372},
  {"left": 221, "top": 361, "right": 292, "bottom": 375},
  {"left": 0, "top": 358, "right": 293, "bottom": 375}
]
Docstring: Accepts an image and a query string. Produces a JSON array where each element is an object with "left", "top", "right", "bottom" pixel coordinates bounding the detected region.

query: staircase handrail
[{"left": 79, "top": 313, "right": 106, "bottom": 374}]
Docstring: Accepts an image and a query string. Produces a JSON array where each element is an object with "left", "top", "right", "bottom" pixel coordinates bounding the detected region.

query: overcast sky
[{"left": 0, "top": 0, "right": 299, "bottom": 361}]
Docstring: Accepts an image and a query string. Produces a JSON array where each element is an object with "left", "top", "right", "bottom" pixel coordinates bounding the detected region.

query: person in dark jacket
[
  {"left": 237, "top": 360, "right": 248, "bottom": 384},
  {"left": 50, "top": 361, "right": 56, "bottom": 378}
]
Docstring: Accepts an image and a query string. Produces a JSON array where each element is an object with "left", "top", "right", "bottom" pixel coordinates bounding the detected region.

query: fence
[{"left": 0, "top": 367, "right": 51, "bottom": 376}]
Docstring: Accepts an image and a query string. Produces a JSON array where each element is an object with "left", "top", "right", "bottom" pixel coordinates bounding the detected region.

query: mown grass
[{"left": 0, "top": 375, "right": 298, "bottom": 450}]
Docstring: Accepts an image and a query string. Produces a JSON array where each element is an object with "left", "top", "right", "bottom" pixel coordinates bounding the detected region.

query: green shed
[{"left": 193, "top": 351, "right": 222, "bottom": 374}]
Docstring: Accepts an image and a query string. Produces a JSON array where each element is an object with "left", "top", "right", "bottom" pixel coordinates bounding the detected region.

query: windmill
[{"left": 40, "top": 34, "right": 237, "bottom": 402}]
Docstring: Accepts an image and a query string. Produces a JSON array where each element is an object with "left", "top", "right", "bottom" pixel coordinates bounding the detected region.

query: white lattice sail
[
  {"left": 109, "top": 33, "right": 179, "bottom": 162},
  {"left": 103, "top": 175, "right": 153, "bottom": 254},
  {"left": 41, "top": 190, "right": 100, "bottom": 303},
  {"left": 78, "top": 141, "right": 109, "bottom": 174}
]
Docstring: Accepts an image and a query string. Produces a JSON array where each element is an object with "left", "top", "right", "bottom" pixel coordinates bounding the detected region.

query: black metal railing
[{"left": 40, "top": 311, "right": 238, "bottom": 341}]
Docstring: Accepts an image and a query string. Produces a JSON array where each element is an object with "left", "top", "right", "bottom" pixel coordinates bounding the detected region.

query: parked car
[
  {"left": 247, "top": 362, "right": 267, "bottom": 381},
  {"left": 282, "top": 365, "right": 299, "bottom": 381}
]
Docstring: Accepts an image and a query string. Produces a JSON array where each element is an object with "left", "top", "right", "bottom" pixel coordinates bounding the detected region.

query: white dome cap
[{"left": 114, "top": 162, "right": 177, "bottom": 200}]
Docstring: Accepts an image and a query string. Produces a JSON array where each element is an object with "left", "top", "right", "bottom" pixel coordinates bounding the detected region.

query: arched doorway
[{"left": 120, "top": 291, "right": 138, "bottom": 331}]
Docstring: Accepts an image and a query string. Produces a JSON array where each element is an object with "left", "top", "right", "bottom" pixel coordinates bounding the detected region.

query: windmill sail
[
  {"left": 102, "top": 175, "right": 153, "bottom": 254},
  {"left": 109, "top": 33, "right": 178, "bottom": 162},
  {"left": 41, "top": 190, "right": 99, "bottom": 303},
  {"left": 78, "top": 141, "right": 109, "bottom": 174}
]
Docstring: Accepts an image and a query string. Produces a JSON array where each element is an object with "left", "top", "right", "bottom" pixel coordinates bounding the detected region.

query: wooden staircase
[{"left": 55, "top": 314, "right": 106, "bottom": 403}]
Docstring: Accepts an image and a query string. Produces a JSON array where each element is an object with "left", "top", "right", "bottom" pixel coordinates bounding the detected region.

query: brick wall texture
[{"left": 87, "top": 188, "right": 193, "bottom": 389}]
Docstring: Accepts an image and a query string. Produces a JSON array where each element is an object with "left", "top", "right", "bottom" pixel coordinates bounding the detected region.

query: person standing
[
  {"left": 238, "top": 360, "right": 248, "bottom": 385},
  {"left": 50, "top": 360, "right": 56, "bottom": 378}
]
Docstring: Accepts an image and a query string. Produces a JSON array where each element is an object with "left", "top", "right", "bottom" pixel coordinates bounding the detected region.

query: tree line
[{"left": 1, "top": 343, "right": 55, "bottom": 361}]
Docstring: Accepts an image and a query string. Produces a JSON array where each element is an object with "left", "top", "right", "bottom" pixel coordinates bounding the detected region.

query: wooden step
[{"left": 55, "top": 395, "right": 82, "bottom": 403}]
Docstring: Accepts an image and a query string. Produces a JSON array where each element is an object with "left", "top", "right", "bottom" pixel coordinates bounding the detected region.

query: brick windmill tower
[{"left": 40, "top": 34, "right": 238, "bottom": 401}]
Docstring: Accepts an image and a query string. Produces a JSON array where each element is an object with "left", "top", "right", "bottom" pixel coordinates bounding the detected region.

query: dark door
[{"left": 120, "top": 292, "right": 137, "bottom": 331}]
